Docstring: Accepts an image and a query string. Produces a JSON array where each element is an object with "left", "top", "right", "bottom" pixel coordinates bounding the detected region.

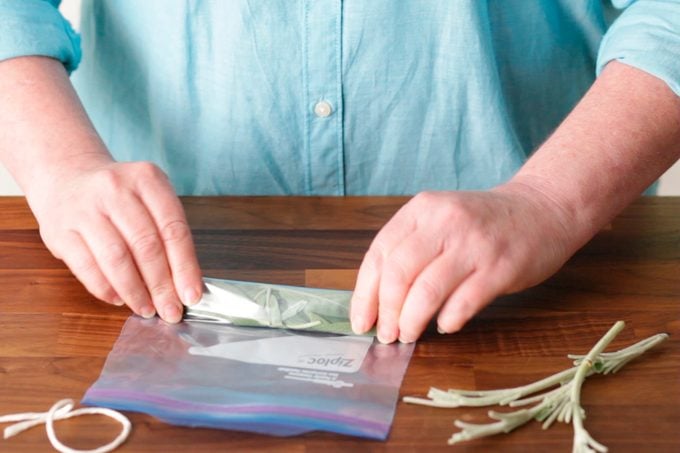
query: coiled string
[{"left": 0, "top": 399, "right": 131, "bottom": 453}]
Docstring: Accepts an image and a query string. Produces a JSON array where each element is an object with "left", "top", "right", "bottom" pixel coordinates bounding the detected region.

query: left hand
[{"left": 350, "top": 183, "right": 581, "bottom": 343}]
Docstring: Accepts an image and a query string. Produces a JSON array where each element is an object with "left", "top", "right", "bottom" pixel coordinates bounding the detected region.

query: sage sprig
[{"left": 403, "top": 321, "right": 667, "bottom": 451}]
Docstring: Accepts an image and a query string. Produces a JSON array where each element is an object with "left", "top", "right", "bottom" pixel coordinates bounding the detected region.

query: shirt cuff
[{"left": 0, "top": 0, "right": 81, "bottom": 72}]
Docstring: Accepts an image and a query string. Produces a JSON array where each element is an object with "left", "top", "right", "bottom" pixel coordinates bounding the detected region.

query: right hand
[{"left": 26, "top": 156, "right": 203, "bottom": 323}]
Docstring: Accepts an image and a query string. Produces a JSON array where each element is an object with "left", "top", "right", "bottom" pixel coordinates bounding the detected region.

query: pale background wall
[{"left": 1, "top": 0, "right": 679, "bottom": 195}]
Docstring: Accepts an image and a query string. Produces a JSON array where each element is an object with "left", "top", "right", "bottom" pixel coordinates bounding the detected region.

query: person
[{"left": 1, "top": 1, "right": 679, "bottom": 345}]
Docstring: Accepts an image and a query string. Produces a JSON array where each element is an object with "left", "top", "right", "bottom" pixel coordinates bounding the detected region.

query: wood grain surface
[{"left": 1, "top": 196, "right": 678, "bottom": 452}]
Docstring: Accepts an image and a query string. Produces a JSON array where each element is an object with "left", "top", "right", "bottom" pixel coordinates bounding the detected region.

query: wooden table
[{"left": 1, "top": 196, "right": 678, "bottom": 452}]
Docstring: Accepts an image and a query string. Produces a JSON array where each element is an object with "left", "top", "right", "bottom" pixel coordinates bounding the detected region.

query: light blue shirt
[{"left": 1, "top": 0, "right": 679, "bottom": 195}]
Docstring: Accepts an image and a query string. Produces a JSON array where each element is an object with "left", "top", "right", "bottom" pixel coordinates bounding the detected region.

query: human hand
[
  {"left": 350, "top": 184, "right": 581, "bottom": 343},
  {"left": 26, "top": 156, "right": 203, "bottom": 323}
]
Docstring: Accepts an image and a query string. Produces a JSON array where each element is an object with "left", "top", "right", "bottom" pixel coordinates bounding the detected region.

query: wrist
[
  {"left": 492, "top": 177, "right": 597, "bottom": 253},
  {"left": 23, "top": 149, "right": 115, "bottom": 209}
]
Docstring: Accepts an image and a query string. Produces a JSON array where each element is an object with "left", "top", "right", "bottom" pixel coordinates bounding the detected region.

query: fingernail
[
  {"left": 377, "top": 326, "right": 396, "bottom": 344},
  {"left": 140, "top": 306, "right": 156, "bottom": 319},
  {"left": 183, "top": 287, "right": 200, "bottom": 306},
  {"left": 351, "top": 315, "right": 366, "bottom": 334},
  {"left": 112, "top": 297, "right": 125, "bottom": 307},
  {"left": 437, "top": 326, "right": 448, "bottom": 335},
  {"left": 162, "top": 304, "right": 182, "bottom": 324},
  {"left": 398, "top": 336, "right": 415, "bottom": 344}
]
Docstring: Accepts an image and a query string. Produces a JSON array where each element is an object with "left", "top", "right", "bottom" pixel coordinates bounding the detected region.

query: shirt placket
[{"left": 302, "top": 0, "right": 345, "bottom": 195}]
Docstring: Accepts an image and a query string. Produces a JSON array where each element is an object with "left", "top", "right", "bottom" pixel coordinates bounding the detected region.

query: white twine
[{"left": 0, "top": 399, "right": 131, "bottom": 453}]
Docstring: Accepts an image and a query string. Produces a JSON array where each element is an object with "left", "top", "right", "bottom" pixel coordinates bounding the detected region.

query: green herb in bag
[{"left": 184, "top": 278, "right": 375, "bottom": 336}]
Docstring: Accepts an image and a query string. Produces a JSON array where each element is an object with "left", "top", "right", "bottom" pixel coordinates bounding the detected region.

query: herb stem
[{"left": 404, "top": 321, "right": 667, "bottom": 451}]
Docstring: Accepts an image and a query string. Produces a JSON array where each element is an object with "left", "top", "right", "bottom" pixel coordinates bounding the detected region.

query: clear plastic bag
[{"left": 83, "top": 316, "right": 414, "bottom": 439}]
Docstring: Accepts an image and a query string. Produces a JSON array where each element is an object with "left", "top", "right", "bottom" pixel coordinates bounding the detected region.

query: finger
[
  {"left": 350, "top": 205, "right": 417, "bottom": 335},
  {"left": 436, "top": 270, "right": 507, "bottom": 334},
  {"left": 80, "top": 217, "right": 155, "bottom": 319},
  {"left": 107, "top": 192, "right": 183, "bottom": 323},
  {"left": 350, "top": 247, "right": 382, "bottom": 334},
  {"left": 58, "top": 231, "right": 122, "bottom": 306},
  {"left": 135, "top": 165, "right": 203, "bottom": 307},
  {"left": 397, "top": 252, "right": 473, "bottom": 343},
  {"left": 376, "top": 233, "right": 443, "bottom": 344}
]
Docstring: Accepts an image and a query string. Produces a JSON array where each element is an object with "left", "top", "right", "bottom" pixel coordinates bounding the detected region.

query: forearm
[
  {"left": 502, "top": 61, "right": 680, "bottom": 247},
  {"left": 0, "top": 56, "right": 202, "bottom": 322},
  {"left": 0, "top": 56, "right": 111, "bottom": 201}
]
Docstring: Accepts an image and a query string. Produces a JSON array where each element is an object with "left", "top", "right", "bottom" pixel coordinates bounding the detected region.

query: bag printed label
[
  {"left": 278, "top": 367, "right": 355, "bottom": 389},
  {"left": 189, "top": 334, "right": 373, "bottom": 373}
]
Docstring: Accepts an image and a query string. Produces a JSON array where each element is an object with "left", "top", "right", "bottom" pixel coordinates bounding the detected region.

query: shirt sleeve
[
  {"left": 0, "top": 0, "right": 81, "bottom": 72},
  {"left": 597, "top": 0, "right": 680, "bottom": 96}
]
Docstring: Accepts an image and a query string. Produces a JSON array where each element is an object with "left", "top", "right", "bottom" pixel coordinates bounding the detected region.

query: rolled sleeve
[
  {"left": 0, "top": 0, "right": 81, "bottom": 72},
  {"left": 597, "top": 0, "right": 680, "bottom": 96}
]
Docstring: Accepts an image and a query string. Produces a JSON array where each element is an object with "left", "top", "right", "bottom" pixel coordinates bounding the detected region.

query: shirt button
[{"left": 313, "top": 100, "right": 333, "bottom": 118}]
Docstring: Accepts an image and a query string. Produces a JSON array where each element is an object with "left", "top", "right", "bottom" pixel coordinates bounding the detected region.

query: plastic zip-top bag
[{"left": 83, "top": 279, "right": 414, "bottom": 439}]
